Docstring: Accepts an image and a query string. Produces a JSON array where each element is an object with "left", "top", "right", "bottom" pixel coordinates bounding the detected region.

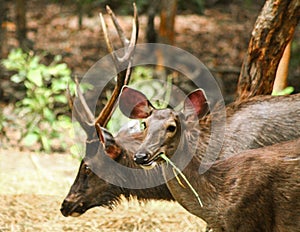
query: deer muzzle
[
  {"left": 60, "top": 194, "right": 86, "bottom": 217},
  {"left": 134, "top": 152, "right": 150, "bottom": 165},
  {"left": 134, "top": 150, "right": 163, "bottom": 169}
]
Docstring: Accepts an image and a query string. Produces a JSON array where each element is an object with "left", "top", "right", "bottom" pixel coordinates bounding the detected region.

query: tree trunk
[
  {"left": 76, "top": 0, "right": 83, "bottom": 30},
  {"left": 236, "top": 0, "right": 300, "bottom": 101},
  {"left": 155, "top": 0, "right": 177, "bottom": 74},
  {"left": 158, "top": 0, "right": 177, "bottom": 45},
  {"left": 15, "top": 0, "right": 27, "bottom": 49},
  {"left": 146, "top": 2, "right": 159, "bottom": 43},
  {"left": 0, "top": 0, "right": 8, "bottom": 58}
]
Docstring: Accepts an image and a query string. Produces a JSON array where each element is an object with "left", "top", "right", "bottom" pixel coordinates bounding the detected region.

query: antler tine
[
  {"left": 99, "top": 12, "right": 116, "bottom": 59},
  {"left": 131, "top": 3, "right": 139, "bottom": 47},
  {"left": 115, "top": 3, "right": 138, "bottom": 84},
  {"left": 95, "top": 3, "right": 139, "bottom": 128},
  {"left": 121, "top": 3, "right": 138, "bottom": 85},
  {"left": 75, "top": 78, "right": 95, "bottom": 124},
  {"left": 117, "top": 8, "right": 138, "bottom": 63},
  {"left": 106, "top": 5, "right": 128, "bottom": 47},
  {"left": 115, "top": 3, "right": 138, "bottom": 63}
]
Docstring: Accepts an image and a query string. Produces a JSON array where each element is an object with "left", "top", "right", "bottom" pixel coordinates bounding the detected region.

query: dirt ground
[{"left": 0, "top": 149, "right": 207, "bottom": 232}]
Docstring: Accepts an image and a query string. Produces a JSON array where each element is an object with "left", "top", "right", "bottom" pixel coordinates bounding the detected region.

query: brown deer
[
  {"left": 61, "top": 4, "right": 174, "bottom": 217},
  {"left": 60, "top": 125, "right": 174, "bottom": 217},
  {"left": 119, "top": 86, "right": 300, "bottom": 231}
]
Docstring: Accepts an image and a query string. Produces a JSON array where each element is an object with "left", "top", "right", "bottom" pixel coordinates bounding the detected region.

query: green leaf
[
  {"left": 24, "top": 80, "right": 35, "bottom": 89},
  {"left": 43, "top": 108, "right": 55, "bottom": 122},
  {"left": 29, "top": 55, "right": 40, "bottom": 69},
  {"left": 41, "top": 134, "right": 51, "bottom": 152},
  {"left": 27, "top": 69, "right": 43, "bottom": 87},
  {"left": 54, "top": 95, "right": 67, "bottom": 104},
  {"left": 21, "top": 98, "right": 34, "bottom": 106},
  {"left": 55, "top": 115, "right": 72, "bottom": 129},
  {"left": 52, "top": 80, "right": 67, "bottom": 92},
  {"left": 23, "top": 133, "right": 39, "bottom": 147},
  {"left": 36, "top": 95, "right": 47, "bottom": 108},
  {"left": 11, "top": 74, "right": 25, "bottom": 83},
  {"left": 58, "top": 114, "right": 71, "bottom": 122},
  {"left": 54, "top": 54, "right": 62, "bottom": 63},
  {"left": 50, "top": 130, "right": 60, "bottom": 139},
  {"left": 49, "top": 63, "right": 70, "bottom": 76}
]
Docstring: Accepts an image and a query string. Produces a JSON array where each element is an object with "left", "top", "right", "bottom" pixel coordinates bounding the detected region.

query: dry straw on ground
[{"left": 0, "top": 149, "right": 206, "bottom": 232}]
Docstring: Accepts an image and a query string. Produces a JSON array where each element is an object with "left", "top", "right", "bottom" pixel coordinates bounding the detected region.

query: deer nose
[
  {"left": 60, "top": 199, "right": 72, "bottom": 217},
  {"left": 134, "top": 152, "right": 149, "bottom": 165}
]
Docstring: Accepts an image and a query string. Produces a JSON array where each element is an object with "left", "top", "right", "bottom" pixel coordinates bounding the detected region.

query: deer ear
[
  {"left": 119, "top": 86, "right": 153, "bottom": 119},
  {"left": 105, "top": 144, "right": 122, "bottom": 160},
  {"left": 100, "top": 127, "right": 122, "bottom": 160},
  {"left": 183, "top": 89, "right": 209, "bottom": 120}
]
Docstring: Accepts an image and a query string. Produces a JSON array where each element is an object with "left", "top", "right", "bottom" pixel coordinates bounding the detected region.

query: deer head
[
  {"left": 119, "top": 86, "right": 209, "bottom": 169},
  {"left": 61, "top": 4, "right": 139, "bottom": 217}
]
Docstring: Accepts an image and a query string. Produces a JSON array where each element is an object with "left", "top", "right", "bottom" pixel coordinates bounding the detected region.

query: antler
[
  {"left": 68, "top": 4, "right": 138, "bottom": 139},
  {"left": 67, "top": 78, "right": 94, "bottom": 137},
  {"left": 96, "top": 3, "right": 139, "bottom": 128}
]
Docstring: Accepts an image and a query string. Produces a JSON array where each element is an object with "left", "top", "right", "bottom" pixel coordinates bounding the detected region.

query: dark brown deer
[
  {"left": 119, "top": 87, "right": 300, "bottom": 231},
  {"left": 60, "top": 125, "right": 174, "bottom": 217},
  {"left": 60, "top": 5, "right": 174, "bottom": 217}
]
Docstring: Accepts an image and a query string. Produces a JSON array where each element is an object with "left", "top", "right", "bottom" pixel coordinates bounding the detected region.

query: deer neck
[{"left": 162, "top": 126, "right": 224, "bottom": 224}]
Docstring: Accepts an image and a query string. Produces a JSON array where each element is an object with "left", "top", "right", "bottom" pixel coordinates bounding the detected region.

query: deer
[
  {"left": 60, "top": 124, "right": 175, "bottom": 217},
  {"left": 118, "top": 86, "right": 300, "bottom": 231},
  {"left": 60, "top": 4, "right": 174, "bottom": 218}
]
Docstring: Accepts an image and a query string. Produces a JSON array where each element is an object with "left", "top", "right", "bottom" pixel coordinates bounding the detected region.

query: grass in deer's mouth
[{"left": 159, "top": 153, "right": 203, "bottom": 207}]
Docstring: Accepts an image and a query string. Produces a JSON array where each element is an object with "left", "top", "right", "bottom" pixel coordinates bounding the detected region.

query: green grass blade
[{"left": 160, "top": 153, "right": 203, "bottom": 207}]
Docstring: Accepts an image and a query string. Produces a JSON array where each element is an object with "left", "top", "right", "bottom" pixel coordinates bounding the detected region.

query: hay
[{"left": 0, "top": 149, "right": 207, "bottom": 232}]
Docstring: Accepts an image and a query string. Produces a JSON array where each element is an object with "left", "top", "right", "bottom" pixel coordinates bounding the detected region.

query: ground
[{"left": 0, "top": 149, "right": 206, "bottom": 232}]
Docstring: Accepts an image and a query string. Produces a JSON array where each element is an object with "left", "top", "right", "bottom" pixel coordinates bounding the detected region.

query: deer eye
[
  {"left": 83, "top": 164, "right": 91, "bottom": 175},
  {"left": 140, "top": 121, "right": 147, "bottom": 131},
  {"left": 166, "top": 125, "right": 176, "bottom": 133}
]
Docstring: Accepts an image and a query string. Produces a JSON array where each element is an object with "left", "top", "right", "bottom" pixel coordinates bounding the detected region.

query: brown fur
[
  {"left": 118, "top": 87, "right": 300, "bottom": 231},
  {"left": 164, "top": 139, "right": 300, "bottom": 231}
]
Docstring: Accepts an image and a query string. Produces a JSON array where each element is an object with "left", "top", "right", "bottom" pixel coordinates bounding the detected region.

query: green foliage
[
  {"left": 2, "top": 49, "right": 75, "bottom": 152},
  {"left": 0, "top": 106, "right": 17, "bottom": 146},
  {"left": 0, "top": 110, "right": 8, "bottom": 143}
]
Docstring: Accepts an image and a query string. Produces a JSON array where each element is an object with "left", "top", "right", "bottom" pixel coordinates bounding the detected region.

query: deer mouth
[
  {"left": 60, "top": 200, "right": 91, "bottom": 217},
  {"left": 140, "top": 152, "right": 165, "bottom": 169},
  {"left": 140, "top": 159, "right": 158, "bottom": 169}
]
